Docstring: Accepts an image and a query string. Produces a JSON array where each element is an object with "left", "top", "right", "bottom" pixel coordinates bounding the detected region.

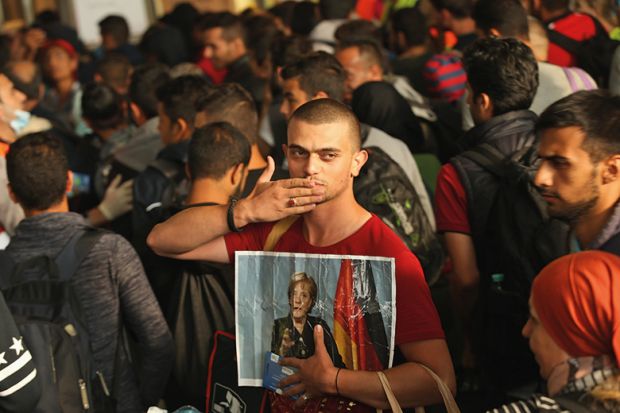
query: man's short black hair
[
  {"left": 540, "top": 0, "right": 570, "bottom": 12},
  {"left": 129, "top": 63, "right": 170, "bottom": 119},
  {"left": 537, "top": 90, "right": 620, "bottom": 163},
  {"left": 156, "top": 75, "right": 211, "bottom": 128},
  {"left": 291, "top": 98, "right": 361, "bottom": 150},
  {"left": 7, "top": 132, "right": 68, "bottom": 211},
  {"left": 98, "top": 15, "right": 130, "bottom": 46},
  {"left": 281, "top": 51, "right": 346, "bottom": 102},
  {"left": 196, "top": 12, "right": 247, "bottom": 45},
  {"left": 95, "top": 53, "right": 131, "bottom": 93},
  {"left": 430, "top": 0, "right": 475, "bottom": 18},
  {"left": 463, "top": 37, "right": 538, "bottom": 116},
  {"left": 473, "top": 0, "right": 529, "bottom": 39},
  {"left": 270, "top": 34, "right": 313, "bottom": 69},
  {"left": 390, "top": 7, "right": 428, "bottom": 47},
  {"left": 196, "top": 83, "right": 258, "bottom": 145},
  {"left": 188, "top": 122, "right": 251, "bottom": 180},
  {"left": 319, "top": 0, "right": 355, "bottom": 20},
  {"left": 335, "top": 20, "right": 382, "bottom": 44},
  {"left": 336, "top": 39, "right": 387, "bottom": 74},
  {"left": 82, "top": 82, "right": 125, "bottom": 130}
]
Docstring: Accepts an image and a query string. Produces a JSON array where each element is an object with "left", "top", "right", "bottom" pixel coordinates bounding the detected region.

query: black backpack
[
  {"left": 546, "top": 16, "right": 620, "bottom": 88},
  {"left": 0, "top": 228, "right": 120, "bottom": 412},
  {"left": 148, "top": 158, "right": 189, "bottom": 212},
  {"left": 460, "top": 143, "right": 571, "bottom": 389},
  {"left": 165, "top": 260, "right": 236, "bottom": 411},
  {"left": 354, "top": 145, "right": 444, "bottom": 285}
]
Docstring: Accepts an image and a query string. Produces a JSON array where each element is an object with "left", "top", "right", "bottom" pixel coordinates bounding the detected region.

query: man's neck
[
  {"left": 249, "top": 144, "right": 268, "bottom": 170},
  {"left": 54, "top": 78, "right": 74, "bottom": 101},
  {"left": 301, "top": 193, "right": 371, "bottom": 247},
  {"left": 574, "top": 196, "right": 620, "bottom": 246},
  {"left": 185, "top": 180, "right": 233, "bottom": 206},
  {"left": 451, "top": 18, "right": 476, "bottom": 37},
  {"left": 24, "top": 199, "right": 69, "bottom": 217}
]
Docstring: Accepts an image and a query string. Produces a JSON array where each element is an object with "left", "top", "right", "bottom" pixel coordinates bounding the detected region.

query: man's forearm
[
  {"left": 147, "top": 199, "right": 252, "bottom": 255},
  {"left": 335, "top": 362, "right": 448, "bottom": 408}
]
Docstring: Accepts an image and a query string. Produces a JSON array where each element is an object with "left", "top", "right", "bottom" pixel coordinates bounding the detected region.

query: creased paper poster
[{"left": 235, "top": 252, "right": 396, "bottom": 387}]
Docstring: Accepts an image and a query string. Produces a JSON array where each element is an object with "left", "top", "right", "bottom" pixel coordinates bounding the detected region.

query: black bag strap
[
  {"left": 547, "top": 29, "right": 582, "bottom": 55},
  {"left": 459, "top": 143, "right": 507, "bottom": 177},
  {"left": 0, "top": 228, "right": 103, "bottom": 287},
  {"left": 55, "top": 228, "right": 104, "bottom": 281},
  {"left": 554, "top": 395, "right": 592, "bottom": 413}
]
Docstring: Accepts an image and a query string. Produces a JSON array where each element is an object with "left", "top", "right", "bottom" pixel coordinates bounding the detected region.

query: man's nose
[
  {"left": 303, "top": 153, "right": 321, "bottom": 176},
  {"left": 533, "top": 161, "right": 551, "bottom": 189}
]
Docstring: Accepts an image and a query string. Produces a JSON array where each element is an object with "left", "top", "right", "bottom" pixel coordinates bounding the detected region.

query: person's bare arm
[
  {"left": 444, "top": 232, "right": 479, "bottom": 321},
  {"left": 280, "top": 326, "right": 455, "bottom": 409},
  {"left": 147, "top": 157, "right": 325, "bottom": 261}
]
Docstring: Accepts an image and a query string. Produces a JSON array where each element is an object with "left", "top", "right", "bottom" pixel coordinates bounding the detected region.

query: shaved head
[{"left": 289, "top": 98, "right": 361, "bottom": 151}]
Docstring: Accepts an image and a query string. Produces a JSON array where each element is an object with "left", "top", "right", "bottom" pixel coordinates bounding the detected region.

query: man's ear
[
  {"left": 313, "top": 91, "right": 329, "bottom": 99},
  {"left": 230, "top": 163, "right": 246, "bottom": 186},
  {"left": 476, "top": 92, "right": 494, "bottom": 117},
  {"left": 369, "top": 63, "right": 383, "bottom": 81},
  {"left": 282, "top": 144, "right": 288, "bottom": 159},
  {"left": 489, "top": 28, "right": 502, "bottom": 38},
  {"left": 351, "top": 149, "right": 369, "bottom": 177},
  {"left": 175, "top": 117, "right": 190, "bottom": 141},
  {"left": 65, "top": 170, "right": 74, "bottom": 194},
  {"left": 129, "top": 102, "right": 145, "bottom": 126},
  {"left": 601, "top": 155, "right": 620, "bottom": 184}
]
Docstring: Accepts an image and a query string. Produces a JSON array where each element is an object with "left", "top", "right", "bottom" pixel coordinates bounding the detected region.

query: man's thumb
[
  {"left": 257, "top": 156, "right": 275, "bottom": 184},
  {"left": 314, "top": 324, "right": 326, "bottom": 354}
]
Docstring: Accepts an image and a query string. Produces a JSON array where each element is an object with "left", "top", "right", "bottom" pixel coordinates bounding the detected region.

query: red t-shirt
[
  {"left": 435, "top": 163, "right": 470, "bottom": 234},
  {"left": 224, "top": 215, "right": 444, "bottom": 345},
  {"left": 547, "top": 13, "right": 598, "bottom": 67}
]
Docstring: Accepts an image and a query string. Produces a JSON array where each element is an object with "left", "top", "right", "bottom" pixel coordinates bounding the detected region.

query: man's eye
[{"left": 321, "top": 153, "right": 337, "bottom": 160}]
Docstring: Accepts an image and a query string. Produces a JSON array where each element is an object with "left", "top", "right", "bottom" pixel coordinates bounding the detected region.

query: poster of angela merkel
[{"left": 234, "top": 251, "right": 395, "bottom": 387}]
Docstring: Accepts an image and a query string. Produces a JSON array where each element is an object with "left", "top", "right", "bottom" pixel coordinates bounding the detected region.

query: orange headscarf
[{"left": 532, "top": 251, "right": 620, "bottom": 365}]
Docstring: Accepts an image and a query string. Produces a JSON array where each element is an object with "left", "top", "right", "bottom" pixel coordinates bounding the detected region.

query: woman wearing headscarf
[
  {"left": 351, "top": 81, "right": 426, "bottom": 154},
  {"left": 488, "top": 251, "right": 620, "bottom": 412}
]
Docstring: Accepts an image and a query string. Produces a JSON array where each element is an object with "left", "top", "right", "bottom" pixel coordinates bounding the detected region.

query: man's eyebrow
[
  {"left": 287, "top": 145, "right": 342, "bottom": 153},
  {"left": 540, "top": 154, "right": 570, "bottom": 162}
]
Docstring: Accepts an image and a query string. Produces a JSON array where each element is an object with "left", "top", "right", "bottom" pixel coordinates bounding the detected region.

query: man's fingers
[
  {"left": 109, "top": 174, "right": 122, "bottom": 188},
  {"left": 313, "top": 325, "right": 328, "bottom": 357},
  {"left": 256, "top": 156, "right": 275, "bottom": 185},
  {"left": 287, "top": 195, "right": 324, "bottom": 207},
  {"left": 286, "top": 186, "right": 326, "bottom": 198},
  {"left": 281, "top": 382, "right": 305, "bottom": 398},
  {"left": 282, "top": 178, "right": 320, "bottom": 189},
  {"left": 119, "top": 179, "right": 133, "bottom": 189}
]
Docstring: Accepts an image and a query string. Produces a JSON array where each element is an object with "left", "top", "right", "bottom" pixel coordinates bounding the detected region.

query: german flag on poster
[{"left": 332, "top": 259, "right": 389, "bottom": 371}]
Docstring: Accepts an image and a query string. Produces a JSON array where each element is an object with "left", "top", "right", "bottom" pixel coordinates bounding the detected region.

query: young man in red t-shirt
[{"left": 148, "top": 98, "right": 455, "bottom": 409}]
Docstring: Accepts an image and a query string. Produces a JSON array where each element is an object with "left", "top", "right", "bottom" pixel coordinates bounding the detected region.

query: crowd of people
[{"left": 0, "top": 0, "right": 619, "bottom": 412}]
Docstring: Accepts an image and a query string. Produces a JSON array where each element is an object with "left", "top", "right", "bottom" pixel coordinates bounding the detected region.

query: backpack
[
  {"left": 148, "top": 158, "right": 189, "bottom": 212},
  {"left": 354, "top": 145, "right": 444, "bottom": 285},
  {"left": 166, "top": 260, "right": 236, "bottom": 411},
  {"left": 459, "top": 143, "right": 571, "bottom": 388},
  {"left": 0, "top": 228, "right": 120, "bottom": 412},
  {"left": 547, "top": 16, "right": 620, "bottom": 88}
]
